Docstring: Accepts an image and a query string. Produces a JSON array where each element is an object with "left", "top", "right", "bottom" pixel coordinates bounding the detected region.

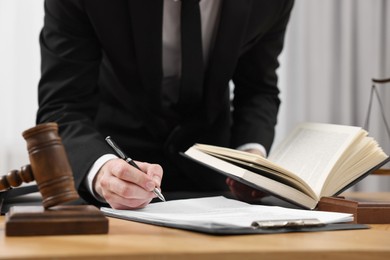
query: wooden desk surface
[{"left": 1, "top": 192, "right": 390, "bottom": 260}]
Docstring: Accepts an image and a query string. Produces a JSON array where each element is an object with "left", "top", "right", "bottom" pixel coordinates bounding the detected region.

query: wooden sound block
[
  {"left": 5, "top": 205, "right": 109, "bottom": 236},
  {"left": 317, "top": 196, "right": 390, "bottom": 224}
]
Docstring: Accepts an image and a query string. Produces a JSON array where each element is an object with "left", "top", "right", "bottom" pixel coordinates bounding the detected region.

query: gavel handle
[{"left": 0, "top": 165, "right": 35, "bottom": 191}]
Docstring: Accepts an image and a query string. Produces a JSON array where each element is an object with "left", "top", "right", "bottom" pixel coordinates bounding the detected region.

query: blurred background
[{"left": 0, "top": 0, "right": 389, "bottom": 191}]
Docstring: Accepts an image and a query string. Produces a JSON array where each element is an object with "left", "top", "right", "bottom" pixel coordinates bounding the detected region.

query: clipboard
[
  {"left": 102, "top": 210, "right": 368, "bottom": 235},
  {"left": 101, "top": 196, "right": 369, "bottom": 235}
]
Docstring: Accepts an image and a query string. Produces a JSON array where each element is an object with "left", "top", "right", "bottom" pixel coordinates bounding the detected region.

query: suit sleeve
[
  {"left": 37, "top": 0, "right": 112, "bottom": 205},
  {"left": 231, "top": 0, "right": 294, "bottom": 153}
]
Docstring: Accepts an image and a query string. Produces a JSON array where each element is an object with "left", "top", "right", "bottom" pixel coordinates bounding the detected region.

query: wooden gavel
[{"left": 0, "top": 123, "right": 79, "bottom": 209}]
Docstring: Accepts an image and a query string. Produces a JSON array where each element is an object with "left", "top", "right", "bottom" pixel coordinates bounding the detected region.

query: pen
[{"left": 105, "top": 136, "right": 166, "bottom": 202}]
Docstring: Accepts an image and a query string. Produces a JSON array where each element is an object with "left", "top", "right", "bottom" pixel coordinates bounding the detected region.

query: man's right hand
[{"left": 94, "top": 158, "right": 163, "bottom": 209}]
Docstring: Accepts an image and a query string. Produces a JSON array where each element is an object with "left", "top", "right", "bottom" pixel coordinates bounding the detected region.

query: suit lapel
[
  {"left": 128, "top": 0, "right": 163, "bottom": 109},
  {"left": 204, "top": 0, "right": 253, "bottom": 122}
]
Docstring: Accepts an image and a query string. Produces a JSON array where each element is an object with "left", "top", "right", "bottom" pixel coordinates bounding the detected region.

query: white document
[{"left": 101, "top": 196, "right": 353, "bottom": 232}]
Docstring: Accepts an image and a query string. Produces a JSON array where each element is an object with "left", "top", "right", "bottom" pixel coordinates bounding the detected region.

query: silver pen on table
[{"left": 105, "top": 136, "right": 166, "bottom": 202}]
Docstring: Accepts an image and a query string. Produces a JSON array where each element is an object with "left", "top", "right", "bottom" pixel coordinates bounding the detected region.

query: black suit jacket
[{"left": 37, "top": 0, "right": 294, "bottom": 204}]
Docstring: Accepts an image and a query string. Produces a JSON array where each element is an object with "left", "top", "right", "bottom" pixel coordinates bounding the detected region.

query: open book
[{"left": 184, "top": 123, "right": 390, "bottom": 209}]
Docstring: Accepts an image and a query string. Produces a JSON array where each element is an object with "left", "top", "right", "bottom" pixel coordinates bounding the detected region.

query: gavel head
[{"left": 22, "top": 123, "right": 79, "bottom": 208}]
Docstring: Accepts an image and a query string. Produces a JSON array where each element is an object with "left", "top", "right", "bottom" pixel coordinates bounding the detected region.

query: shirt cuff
[
  {"left": 85, "top": 154, "right": 118, "bottom": 203},
  {"left": 236, "top": 143, "right": 267, "bottom": 157}
]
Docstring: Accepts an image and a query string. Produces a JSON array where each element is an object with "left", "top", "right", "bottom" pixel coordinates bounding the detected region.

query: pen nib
[{"left": 154, "top": 188, "right": 166, "bottom": 202}]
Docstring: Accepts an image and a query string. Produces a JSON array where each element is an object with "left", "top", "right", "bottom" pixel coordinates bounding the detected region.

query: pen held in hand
[{"left": 105, "top": 136, "right": 166, "bottom": 202}]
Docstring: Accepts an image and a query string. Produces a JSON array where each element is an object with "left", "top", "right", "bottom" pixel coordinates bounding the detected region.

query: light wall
[
  {"left": 0, "top": 0, "right": 389, "bottom": 191},
  {"left": 0, "top": 0, "right": 43, "bottom": 173}
]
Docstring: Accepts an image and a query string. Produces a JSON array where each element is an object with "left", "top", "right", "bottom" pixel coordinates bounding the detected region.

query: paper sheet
[{"left": 101, "top": 196, "right": 353, "bottom": 229}]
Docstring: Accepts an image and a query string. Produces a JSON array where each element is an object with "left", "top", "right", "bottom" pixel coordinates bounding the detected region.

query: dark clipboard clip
[{"left": 251, "top": 218, "right": 325, "bottom": 229}]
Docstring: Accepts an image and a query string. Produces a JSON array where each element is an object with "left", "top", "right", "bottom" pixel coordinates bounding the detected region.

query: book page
[
  {"left": 185, "top": 147, "right": 317, "bottom": 208},
  {"left": 322, "top": 139, "right": 389, "bottom": 196},
  {"left": 101, "top": 196, "right": 353, "bottom": 230},
  {"left": 268, "top": 123, "right": 362, "bottom": 195}
]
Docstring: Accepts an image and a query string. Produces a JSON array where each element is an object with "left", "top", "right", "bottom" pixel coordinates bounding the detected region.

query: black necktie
[{"left": 179, "top": 0, "right": 204, "bottom": 113}]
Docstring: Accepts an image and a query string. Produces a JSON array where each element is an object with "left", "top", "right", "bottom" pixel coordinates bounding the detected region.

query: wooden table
[{"left": 1, "top": 192, "right": 390, "bottom": 260}]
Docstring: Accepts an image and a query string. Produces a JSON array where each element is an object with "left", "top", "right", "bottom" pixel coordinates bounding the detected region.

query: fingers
[
  {"left": 226, "top": 178, "right": 267, "bottom": 202},
  {"left": 136, "top": 161, "right": 163, "bottom": 188},
  {"left": 94, "top": 158, "right": 163, "bottom": 209},
  {"left": 108, "top": 160, "right": 154, "bottom": 192},
  {"left": 102, "top": 186, "right": 153, "bottom": 209},
  {"left": 243, "top": 148, "right": 265, "bottom": 157}
]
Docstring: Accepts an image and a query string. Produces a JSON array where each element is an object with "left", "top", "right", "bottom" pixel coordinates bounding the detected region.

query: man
[{"left": 37, "top": 0, "right": 294, "bottom": 209}]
